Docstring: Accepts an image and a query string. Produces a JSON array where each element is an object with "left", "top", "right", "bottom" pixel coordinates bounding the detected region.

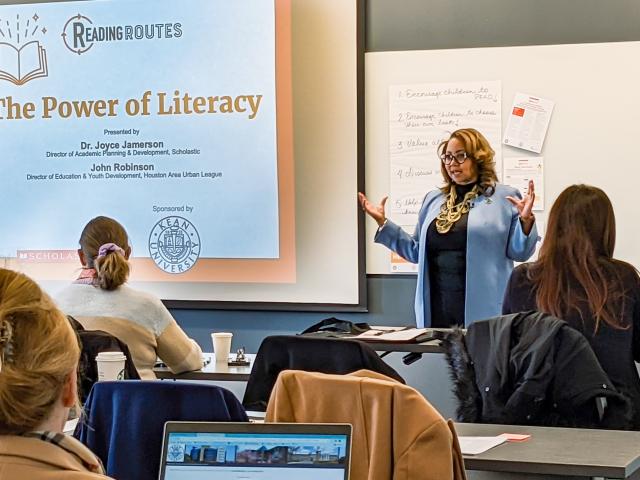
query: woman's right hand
[{"left": 358, "top": 192, "right": 388, "bottom": 227}]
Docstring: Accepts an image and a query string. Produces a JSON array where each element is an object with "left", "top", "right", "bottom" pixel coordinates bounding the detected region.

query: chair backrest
[
  {"left": 443, "top": 311, "right": 631, "bottom": 428},
  {"left": 75, "top": 328, "right": 140, "bottom": 402},
  {"left": 74, "top": 315, "right": 159, "bottom": 379},
  {"left": 242, "top": 335, "right": 404, "bottom": 411},
  {"left": 75, "top": 381, "right": 248, "bottom": 480},
  {"left": 265, "top": 369, "right": 466, "bottom": 480}
]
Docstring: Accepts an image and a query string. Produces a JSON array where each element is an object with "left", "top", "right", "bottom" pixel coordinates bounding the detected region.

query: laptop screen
[{"left": 159, "top": 422, "right": 351, "bottom": 480}]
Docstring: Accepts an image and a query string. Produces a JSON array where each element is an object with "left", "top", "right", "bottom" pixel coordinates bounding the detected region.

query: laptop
[{"left": 159, "top": 421, "right": 351, "bottom": 480}]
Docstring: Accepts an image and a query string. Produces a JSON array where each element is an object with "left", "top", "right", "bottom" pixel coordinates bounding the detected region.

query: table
[
  {"left": 457, "top": 423, "right": 640, "bottom": 479},
  {"left": 153, "top": 331, "right": 450, "bottom": 380},
  {"left": 153, "top": 335, "right": 447, "bottom": 380},
  {"left": 154, "top": 353, "right": 254, "bottom": 381}
]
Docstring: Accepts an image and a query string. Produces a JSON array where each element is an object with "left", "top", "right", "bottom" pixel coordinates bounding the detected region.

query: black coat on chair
[
  {"left": 242, "top": 335, "right": 404, "bottom": 411},
  {"left": 442, "top": 311, "right": 632, "bottom": 429},
  {"left": 68, "top": 315, "right": 140, "bottom": 402}
]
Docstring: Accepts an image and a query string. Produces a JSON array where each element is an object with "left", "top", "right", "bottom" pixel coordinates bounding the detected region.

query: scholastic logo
[
  {"left": 0, "top": 12, "right": 48, "bottom": 85},
  {"left": 17, "top": 250, "right": 79, "bottom": 263},
  {"left": 61, "top": 14, "right": 182, "bottom": 55}
]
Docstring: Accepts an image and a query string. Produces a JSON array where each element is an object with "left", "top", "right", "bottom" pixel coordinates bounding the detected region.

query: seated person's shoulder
[
  {"left": 612, "top": 260, "right": 640, "bottom": 288},
  {"left": 119, "top": 285, "right": 167, "bottom": 308},
  {"left": 511, "top": 262, "right": 533, "bottom": 282}
]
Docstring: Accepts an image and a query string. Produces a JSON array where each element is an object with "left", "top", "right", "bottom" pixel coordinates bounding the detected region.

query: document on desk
[
  {"left": 458, "top": 436, "right": 507, "bottom": 455},
  {"left": 356, "top": 327, "right": 429, "bottom": 343}
]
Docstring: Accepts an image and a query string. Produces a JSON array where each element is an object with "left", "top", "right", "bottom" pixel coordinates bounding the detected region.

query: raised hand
[
  {"left": 358, "top": 192, "right": 388, "bottom": 227},
  {"left": 506, "top": 180, "right": 535, "bottom": 234}
]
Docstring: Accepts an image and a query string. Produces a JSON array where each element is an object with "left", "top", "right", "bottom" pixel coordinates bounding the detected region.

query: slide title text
[{"left": 0, "top": 90, "right": 263, "bottom": 120}]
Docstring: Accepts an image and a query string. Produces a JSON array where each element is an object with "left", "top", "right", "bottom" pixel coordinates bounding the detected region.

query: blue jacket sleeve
[
  {"left": 374, "top": 219, "right": 420, "bottom": 264},
  {"left": 373, "top": 193, "right": 432, "bottom": 264}
]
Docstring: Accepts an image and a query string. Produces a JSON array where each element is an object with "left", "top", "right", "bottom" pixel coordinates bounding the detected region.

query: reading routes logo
[
  {"left": 0, "top": 12, "right": 48, "bottom": 86},
  {"left": 0, "top": 11, "right": 182, "bottom": 86},
  {"left": 61, "top": 14, "right": 182, "bottom": 55}
]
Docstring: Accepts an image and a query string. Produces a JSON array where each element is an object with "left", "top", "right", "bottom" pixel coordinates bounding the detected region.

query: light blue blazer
[{"left": 375, "top": 184, "right": 539, "bottom": 327}]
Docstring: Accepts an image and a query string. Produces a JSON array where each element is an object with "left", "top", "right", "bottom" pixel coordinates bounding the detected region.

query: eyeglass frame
[{"left": 439, "top": 151, "right": 470, "bottom": 165}]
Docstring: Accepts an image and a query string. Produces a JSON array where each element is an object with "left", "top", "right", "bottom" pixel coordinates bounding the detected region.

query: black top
[
  {"left": 503, "top": 262, "right": 640, "bottom": 429},
  {"left": 426, "top": 183, "right": 476, "bottom": 328}
]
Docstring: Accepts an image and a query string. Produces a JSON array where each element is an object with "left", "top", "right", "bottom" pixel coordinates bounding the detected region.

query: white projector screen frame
[{"left": 0, "top": 0, "right": 366, "bottom": 311}]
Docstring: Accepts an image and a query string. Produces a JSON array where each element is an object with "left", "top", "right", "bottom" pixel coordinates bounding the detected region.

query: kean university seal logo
[{"left": 149, "top": 216, "right": 201, "bottom": 274}]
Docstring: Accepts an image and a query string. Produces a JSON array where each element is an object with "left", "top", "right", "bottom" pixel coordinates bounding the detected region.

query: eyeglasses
[{"left": 440, "top": 151, "right": 469, "bottom": 165}]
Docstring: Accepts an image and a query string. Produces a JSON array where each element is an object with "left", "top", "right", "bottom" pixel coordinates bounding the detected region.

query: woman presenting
[{"left": 359, "top": 128, "right": 538, "bottom": 327}]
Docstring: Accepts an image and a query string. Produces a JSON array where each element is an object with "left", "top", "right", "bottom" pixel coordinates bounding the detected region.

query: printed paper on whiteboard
[
  {"left": 503, "top": 93, "right": 554, "bottom": 153},
  {"left": 390, "top": 250, "right": 418, "bottom": 273},
  {"left": 503, "top": 156, "right": 544, "bottom": 211}
]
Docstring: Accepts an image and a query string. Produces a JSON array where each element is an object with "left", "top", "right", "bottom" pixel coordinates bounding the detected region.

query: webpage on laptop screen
[{"left": 163, "top": 432, "right": 348, "bottom": 480}]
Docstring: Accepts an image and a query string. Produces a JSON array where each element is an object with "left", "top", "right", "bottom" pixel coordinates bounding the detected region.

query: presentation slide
[{"left": 0, "top": 0, "right": 296, "bottom": 288}]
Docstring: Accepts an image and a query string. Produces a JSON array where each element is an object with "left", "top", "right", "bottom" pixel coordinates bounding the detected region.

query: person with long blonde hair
[
  {"left": 0, "top": 268, "right": 111, "bottom": 479},
  {"left": 360, "top": 128, "right": 538, "bottom": 327},
  {"left": 503, "top": 184, "right": 640, "bottom": 428}
]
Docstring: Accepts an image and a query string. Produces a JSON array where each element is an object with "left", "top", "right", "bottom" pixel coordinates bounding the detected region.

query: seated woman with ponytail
[
  {"left": 55, "top": 216, "right": 203, "bottom": 379},
  {"left": 0, "top": 268, "right": 111, "bottom": 479}
]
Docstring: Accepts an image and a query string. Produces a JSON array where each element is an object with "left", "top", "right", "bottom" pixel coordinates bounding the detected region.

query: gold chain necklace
[{"left": 435, "top": 185, "right": 479, "bottom": 234}]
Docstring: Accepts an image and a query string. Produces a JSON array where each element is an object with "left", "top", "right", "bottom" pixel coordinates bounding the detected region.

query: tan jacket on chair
[
  {"left": 0, "top": 435, "right": 112, "bottom": 480},
  {"left": 75, "top": 316, "right": 202, "bottom": 380},
  {"left": 266, "top": 369, "right": 466, "bottom": 480}
]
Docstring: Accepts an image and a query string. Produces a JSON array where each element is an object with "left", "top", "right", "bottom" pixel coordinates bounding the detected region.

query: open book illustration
[{"left": 0, "top": 40, "right": 48, "bottom": 86}]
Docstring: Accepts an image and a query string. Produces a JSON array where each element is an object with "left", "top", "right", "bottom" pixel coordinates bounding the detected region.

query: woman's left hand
[{"left": 506, "top": 180, "right": 535, "bottom": 235}]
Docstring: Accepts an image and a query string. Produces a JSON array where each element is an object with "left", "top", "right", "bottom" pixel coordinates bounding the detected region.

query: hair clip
[
  {"left": 97, "top": 243, "right": 126, "bottom": 258},
  {"left": 0, "top": 319, "right": 13, "bottom": 373}
]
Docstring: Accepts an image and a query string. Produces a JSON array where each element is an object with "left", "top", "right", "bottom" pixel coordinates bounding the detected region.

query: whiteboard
[{"left": 365, "top": 42, "right": 640, "bottom": 274}]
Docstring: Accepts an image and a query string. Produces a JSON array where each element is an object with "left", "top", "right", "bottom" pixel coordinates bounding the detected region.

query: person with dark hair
[
  {"left": 359, "top": 128, "right": 538, "bottom": 327},
  {"left": 503, "top": 184, "right": 640, "bottom": 428},
  {"left": 55, "top": 216, "right": 203, "bottom": 379},
  {"left": 0, "top": 268, "right": 112, "bottom": 479}
]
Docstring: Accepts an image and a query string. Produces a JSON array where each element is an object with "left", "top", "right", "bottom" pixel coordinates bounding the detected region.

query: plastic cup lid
[{"left": 95, "top": 351, "right": 126, "bottom": 361}]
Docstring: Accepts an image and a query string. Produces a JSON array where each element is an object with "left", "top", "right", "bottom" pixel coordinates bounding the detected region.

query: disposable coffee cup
[
  {"left": 211, "top": 332, "right": 233, "bottom": 363},
  {"left": 95, "top": 351, "right": 127, "bottom": 381}
]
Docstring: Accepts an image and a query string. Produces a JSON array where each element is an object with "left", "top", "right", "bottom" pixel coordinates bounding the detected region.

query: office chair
[
  {"left": 242, "top": 335, "right": 404, "bottom": 411},
  {"left": 75, "top": 381, "right": 248, "bottom": 480},
  {"left": 266, "top": 369, "right": 466, "bottom": 480},
  {"left": 442, "top": 311, "right": 632, "bottom": 429}
]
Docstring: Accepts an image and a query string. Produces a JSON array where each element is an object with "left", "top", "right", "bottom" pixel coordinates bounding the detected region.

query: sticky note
[{"left": 500, "top": 433, "right": 531, "bottom": 442}]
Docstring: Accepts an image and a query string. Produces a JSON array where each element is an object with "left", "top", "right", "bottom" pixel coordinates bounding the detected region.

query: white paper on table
[
  {"left": 503, "top": 93, "right": 554, "bottom": 153},
  {"left": 458, "top": 435, "right": 507, "bottom": 455},
  {"left": 356, "top": 328, "right": 427, "bottom": 342},
  {"left": 503, "top": 156, "right": 544, "bottom": 211}
]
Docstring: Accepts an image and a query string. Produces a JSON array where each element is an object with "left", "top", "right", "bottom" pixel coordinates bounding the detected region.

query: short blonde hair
[
  {"left": 438, "top": 128, "right": 499, "bottom": 195},
  {"left": 0, "top": 269, "right": 80, "bottom": 434}
]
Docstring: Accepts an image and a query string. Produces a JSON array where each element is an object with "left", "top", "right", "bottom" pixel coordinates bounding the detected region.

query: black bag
[{"left": 300, "top": 317, "right": 371, "bottom": 338}]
